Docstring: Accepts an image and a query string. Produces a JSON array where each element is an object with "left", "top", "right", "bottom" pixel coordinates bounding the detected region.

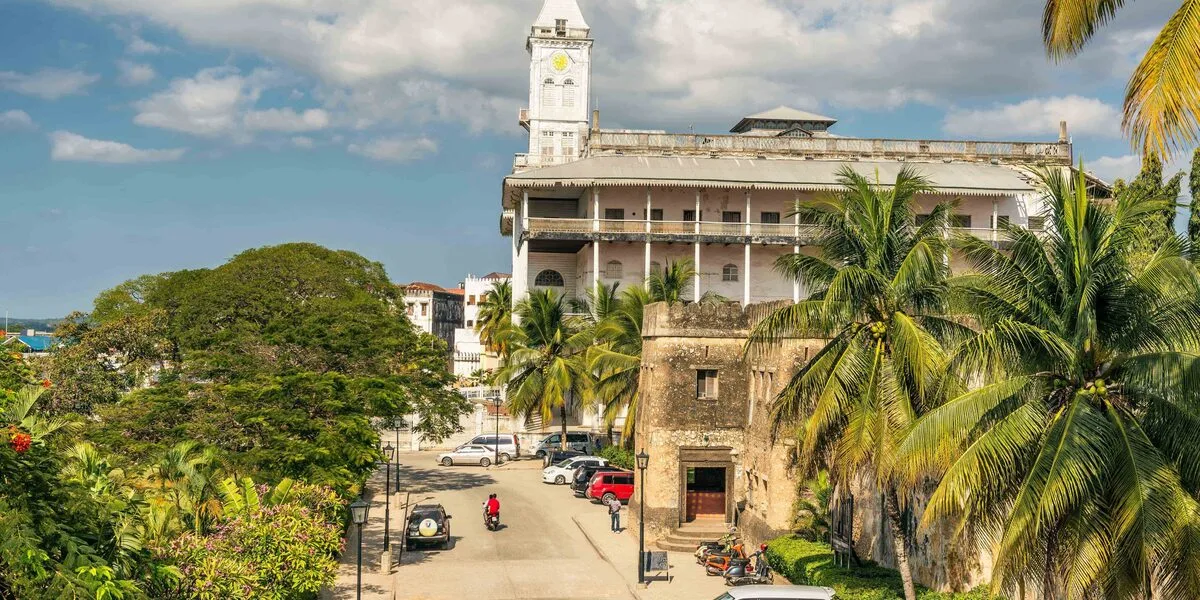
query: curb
[{"left": 571, "top": 516, "right": 643, "bottom": 600}]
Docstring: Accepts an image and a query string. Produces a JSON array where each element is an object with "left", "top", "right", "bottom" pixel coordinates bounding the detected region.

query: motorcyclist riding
[{"left": 483, "top": 493, "right": 500, "bottom": 529}]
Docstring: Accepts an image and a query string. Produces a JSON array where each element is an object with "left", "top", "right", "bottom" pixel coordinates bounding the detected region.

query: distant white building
[
  {"left": 452, "top": 272, "right": 511, "bottom": 379},
  {"left": 401, "top": 282, "right": 463, "bottom": 363}
]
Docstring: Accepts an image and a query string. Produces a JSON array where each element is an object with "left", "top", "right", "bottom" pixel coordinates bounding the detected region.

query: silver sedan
[{"left": 437, "top": 445, "right": 497, "bottom": 467}]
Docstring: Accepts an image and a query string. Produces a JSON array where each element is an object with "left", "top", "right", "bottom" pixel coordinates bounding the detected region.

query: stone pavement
[
  {"left": 572, "top": 507, "right": 729, "bottom": 600},
  {"left": 324, "top": 463, "right": 396, "bottom": 600}
]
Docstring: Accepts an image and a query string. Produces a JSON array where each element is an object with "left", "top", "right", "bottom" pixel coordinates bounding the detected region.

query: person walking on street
[{"left": 606, "top": 495, "right": 621, "bottom": 532}]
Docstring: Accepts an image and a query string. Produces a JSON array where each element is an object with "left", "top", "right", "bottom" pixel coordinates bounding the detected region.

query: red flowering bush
[{"left": 9, "top": 431, "right": 31, "bottom": 454}]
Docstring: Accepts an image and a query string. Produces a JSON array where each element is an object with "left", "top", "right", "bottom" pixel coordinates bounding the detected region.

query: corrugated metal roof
[
  {"left": 16, "top": 335, "right": 55, "bottom": 352},
  {"left": 505, "top": 156, "right": 1036, "bottom": 197}
]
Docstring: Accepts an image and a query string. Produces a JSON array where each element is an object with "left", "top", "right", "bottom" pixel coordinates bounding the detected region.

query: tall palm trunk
[
  {"left": 560, "top": 403, "right": 568, "bottom": 450},
  {"left": 884, "top": 489, "right": 917, "bottom": 600}
]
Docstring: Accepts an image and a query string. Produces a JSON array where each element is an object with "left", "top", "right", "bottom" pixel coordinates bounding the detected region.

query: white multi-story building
[
  {"left": 503, "top": 0, "right": 1078, "bottom": 306},
  {"left": 452, "top": 272, "right": 511, "bottom": 379}
]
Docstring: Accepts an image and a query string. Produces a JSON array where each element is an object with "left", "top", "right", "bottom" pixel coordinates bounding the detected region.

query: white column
[
  {"left": 644, "top": 189, "right": 653, "bottom": 288},
  {"left": 743, "top": 191, "right": 751, "bottom": 307},
  {"left": 991, "top": 199, "right": 999, "bottom": 243},
  {"left": 522, "top": 191, "right": 530, "bottom": 233},
  {"left": 693, "top": 191, "right": 701, "bottom": 303},
  {"left": 593, "top": 189, "right": 600, "bottom": 291},
  {"left": 793, "top": 196, "right": 801, "bottom": 303}
]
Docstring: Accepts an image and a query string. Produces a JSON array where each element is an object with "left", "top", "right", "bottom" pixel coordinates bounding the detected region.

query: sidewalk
[
  {"left": 323, "top": 465, "right": 396, "bottom": 600},
  {"left": 572, "top": 508, "right": 729, "bottom": 600}
]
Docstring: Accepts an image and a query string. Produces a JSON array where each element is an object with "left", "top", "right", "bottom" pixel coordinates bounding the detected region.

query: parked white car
[
  {"left": 437, "top": 445, "right": 497, "bottom": 467},
  {"left": 542, "top": 455, "right": 609, "bottom": 485}
]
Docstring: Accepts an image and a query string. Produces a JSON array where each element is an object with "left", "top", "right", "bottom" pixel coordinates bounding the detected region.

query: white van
[{"left": 464, "top": 434, "right": 520, "bottom": 462}]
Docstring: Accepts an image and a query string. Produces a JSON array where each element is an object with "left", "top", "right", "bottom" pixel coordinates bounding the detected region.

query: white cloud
[
  {"left": 132, "top": 67, "right": 280, "bottom": 139},
  {"left": 0, "top": 110, "right": 36, "bottom": 131},
  {"left": 117, "top": 60, "right": 156, "bottom": 85},
  {"left": 0, "top": 68, "right": 100, "bottom": 100},
  {"left": 244, "top": 107, "right": 330, "bottom": 132},
  {"left": 1089, "top": 155, "right": 1142, "bottom": 183},
  {"left": 49, "top": 130, "right": 186, "bottom": 163},
  {"left": 942, "top": 95, "right": 1121, "bottom": 139},
  {"left": 347, "top": 137, "right": 437, "bottom": 162},
  {"left": 291, "top": 136, "right": 315, "bottom": 148},
  {"left": 128, "top": 35, "right": 165, "bottom": 55}
]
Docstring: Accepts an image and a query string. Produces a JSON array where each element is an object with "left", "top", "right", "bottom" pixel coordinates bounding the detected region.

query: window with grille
[
  {"left": 420, "top": 303, "right": 428, "bottom": 316},
  {"left": 541, "top": 79, "right": 556, "bottom": 107},
  {"left": 541, "top": 131, "right": 555, "bottom": 156},
  {"left": 650, "top": 209, "right": 664, "bottom": 221},
  {"left": 561, "top": 131, "right": 575, "bottom": 157},
  {"left": 604, "top": 208, "right": 625, "bottom": 220},
  {"left": 562, "top": 79, "right": 576, "bottom": 107},
  {"left": 534, "top": 270, "right": 565, "bottom": 287},
  {"left": 605, "top": 260, "right": 623, "bottom": 279},
  {"left": 722, "top": 264, "right": 739, "bottom": 282},
  {"left": 684, "top": 210, "right": 702, "bottom": 221},
  {"left": 995, "top": 215, "right": 1011, "bottom": 228},
  {"left": 650, "top": 261, "right": 662, "bottom": 275},
  {"left": 722, "top": 211, "right": 742, "bottom": 223},
  {"left": 950, "top": 214, "right": 972, "bottom": 228},
  {"left": 555, "top": 18, "right": 567, "bottom": 34},
  {"left": 696, "top": 370, "right": 719, "bottom": 400},
  {"left": 1028, "top": 216, "right": 1046, "bottom": 231},
  {"left": 760, "top": 212, "right": 781, "bottom": 224}
]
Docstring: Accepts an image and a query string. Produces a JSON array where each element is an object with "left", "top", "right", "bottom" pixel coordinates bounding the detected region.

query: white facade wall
[{"left": 527, "top": 252, "right": 580, "bottom": 299}]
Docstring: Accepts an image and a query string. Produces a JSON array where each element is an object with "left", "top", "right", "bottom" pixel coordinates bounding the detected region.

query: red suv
[{"left": 587, "top": 470, "right": 634, "bottom": 504}]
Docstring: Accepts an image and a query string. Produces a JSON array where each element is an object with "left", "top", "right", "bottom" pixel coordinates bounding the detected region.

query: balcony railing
[
  {"left": 513, "top": 153, "right": 578, "bottom": 171},
  {"left": 587, "top": 131, "right": 1073, "bottom": 165},
  {"left": 523, "top": 217, "right": 1040, "bottom": 244}
]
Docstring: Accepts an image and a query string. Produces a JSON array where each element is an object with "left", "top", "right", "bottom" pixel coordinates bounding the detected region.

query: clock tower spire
[{"left": 519, "top": 0, "right": 592, "bottom": 168}]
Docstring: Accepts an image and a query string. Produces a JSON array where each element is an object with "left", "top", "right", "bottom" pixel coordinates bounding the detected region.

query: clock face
[{"left": 551, "top": 51, "right": 570, "bottom": 73}]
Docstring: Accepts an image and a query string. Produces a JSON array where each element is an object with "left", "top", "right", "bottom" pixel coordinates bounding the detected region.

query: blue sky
[{"left": 0, "top": 0, "right": 1191, "bottom": 317}]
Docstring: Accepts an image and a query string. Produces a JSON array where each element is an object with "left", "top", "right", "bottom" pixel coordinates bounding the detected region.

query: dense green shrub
[
  {"left": 764, "top": 536, "right": 993, "bottom": 600},
  {"left": 598, "top": 445, "right": 634, "bottom": 470},
  {"left": 161, "top": 481, "right": 342, "bottom": 600}
]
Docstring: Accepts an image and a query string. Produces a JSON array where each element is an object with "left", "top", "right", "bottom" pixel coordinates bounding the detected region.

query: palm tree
[
  {"left": 476, "top": 280, "right": 513, "bottom": 358},
  {"left": 588, "top": 286, "right": 650, "bottom": 447},
  {"left": 493, "top": 288, "right": 593, "bottom": 450},
  {"left": 746, "top": 165, "right": 960, "bottom": 600},
  {"left": 904, "top": 166, "right": 1200, "bottom": 599},
  {"left": 646, "top": 258, "right": 726, "bottom": 305},
  {"left": 1040, "top": 1, "right": 1200, "bottom": 156},
  {"left": 141, "top": 441, "right": 221, "bottom": 535}
]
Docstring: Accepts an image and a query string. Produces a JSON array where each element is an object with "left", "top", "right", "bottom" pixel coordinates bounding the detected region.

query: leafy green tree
[
  {"left": 905, "top": 166, "right": 1200, "bottom": 599},
  {"left": 1189, "top": 148, "right": 1200, "bottom": 251},
  {"left": 587, "top": 286, "right": 649, "bottom": 447},
  {"left": 0, "top": 349, "right": 36, "bottom": 392},
  {"left": 1113, "top": 153, "right": 1185, "bottom": 261},
  {"left": 747, "top": 165, "right": 960, "bottom": 600},
  {"left": 494, "top": 289, "right": 592, "bottom": 450},
  {"left": 476, "top": 279, "right": 513, "bottom": 358},
  {"left": 792, "top": 470, "right": 833, "bottom": 541}
]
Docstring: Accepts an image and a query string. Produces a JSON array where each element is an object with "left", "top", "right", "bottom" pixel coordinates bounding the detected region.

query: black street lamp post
[
  {"left": 349, "top": 498, "right": 370, "bottom": 600},
  {"left": 636, "top": 450, "right": 650, "bottom": 584},
  {"left": 492, "top": 395, "right": 502, "bottom": 465},
  {"left": 393, "top": 417, "right": 403, "bottom": 491},
  {"left": 382, "top": 442, "right": 395, "bottom": 551}
]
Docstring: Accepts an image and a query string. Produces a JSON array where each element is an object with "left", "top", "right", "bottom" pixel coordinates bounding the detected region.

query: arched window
[
  {"left": 541, "top": 78, "right": 556, "bottom": 107},
  {"left": 534, "top": 269, "right": 565, "bottom": 287},
  {"left": 562, "top": 79, "right": 576, "bottom": 108},
  {"left": 605, "top": 260, "right": 623, "bottom": 279},
  {"left": 722, "top": 264, "right": 739, "bottom": 282}
]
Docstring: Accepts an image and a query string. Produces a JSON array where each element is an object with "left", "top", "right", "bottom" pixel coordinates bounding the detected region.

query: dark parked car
[
  {"left": 571, "top": 465, "right": 628, "bottom": 497},
  {"left": 542, "top": 449, "right": 585, "bottom": 468},
  {"left": 405, "top": 503, "right": 452, "bottom": 550}
]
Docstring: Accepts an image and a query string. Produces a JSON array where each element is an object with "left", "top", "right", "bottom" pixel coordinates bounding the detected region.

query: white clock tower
[{"left": 520, "top": 0, "right": 592, "bottom": 167}]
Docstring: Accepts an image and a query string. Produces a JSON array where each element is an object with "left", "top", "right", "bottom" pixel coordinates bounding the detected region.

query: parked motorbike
[
  {"left": 725, "top": 544, "right": 772, "bottom": 586},
  {"left": 694, "top": 530, "right": 738, "bottom": 565},
  {"left": 704, "top": 541, "right": 746, "bottom": 576}
]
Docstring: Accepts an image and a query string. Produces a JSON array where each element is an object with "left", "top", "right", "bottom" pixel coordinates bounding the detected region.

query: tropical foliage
[
  {"left": 1038, "top": 0, "right": 1200, "bottom": 156},
  {"left": 476, "top": 279, "right": 513, "bottom": 357},
  {"left": 2, "top": 243, "right": 469, "bottom": 598},
  {"left": 493, "top": 289, "right": 592, "bottom": 449},
  {"left": 747, "top": 165, "right": 960, "bottom": 600},
  {"left": 904, "top": 167, "right": 1200, "bottom": 599}
]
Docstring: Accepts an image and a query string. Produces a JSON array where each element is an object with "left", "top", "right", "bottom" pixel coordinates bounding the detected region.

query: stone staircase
[{"left": 654, "top": 518, "right": 734, "bottom": 552}]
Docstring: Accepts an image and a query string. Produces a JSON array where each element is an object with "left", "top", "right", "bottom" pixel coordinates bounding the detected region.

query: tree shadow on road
[{"left": 395, "top": 463, "right": 496, "bottom": 494}]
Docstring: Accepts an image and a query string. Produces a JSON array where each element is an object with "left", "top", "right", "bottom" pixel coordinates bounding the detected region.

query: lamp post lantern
[
  {"left": 349, "top": 498, "right": 370, "bottom": 600},
  {"left": 382, "top": 442, "right": 395, "bottom": 551},
  {"left": 492, "top": 395, "right": 502, "bottom": 465},
  {"left": 636, "top": 450, "right": 650, "bottom": 584}
]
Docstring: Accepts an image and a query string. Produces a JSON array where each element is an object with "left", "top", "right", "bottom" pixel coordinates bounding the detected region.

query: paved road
[{"left": 392, "top": 452, "right": 638, "bottom": 600}]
